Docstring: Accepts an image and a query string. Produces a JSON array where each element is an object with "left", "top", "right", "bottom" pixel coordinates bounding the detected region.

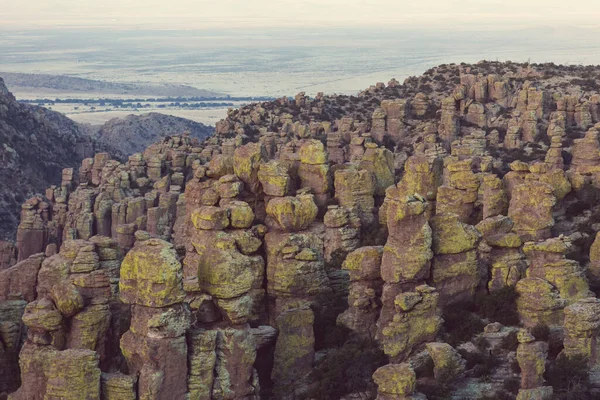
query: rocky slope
[
  {"left": 3, "top": 61, "right": 600, "bottom": 400},
  {"left": 84, "top": 112, "right": 214, "bottom": 155},
  {"left": 0, "top": 77, "right": 121, "bottom": 240}
]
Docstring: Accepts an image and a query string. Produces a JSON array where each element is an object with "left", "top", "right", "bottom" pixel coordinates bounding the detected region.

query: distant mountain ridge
[
  {"left": 1, "top": 72, "right": 224, "bottom": 98},
  {"left": 84, "top": 112, "right": 215, "bottom": 154}
]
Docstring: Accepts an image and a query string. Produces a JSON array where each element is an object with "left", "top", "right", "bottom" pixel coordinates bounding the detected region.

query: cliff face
[
  {"left": 85, "top": 112, "right": 214, "bottom": 155},
  {"left": 0, "top": 77, "right": 119, "bottom": 240},
  {"left": 3, "top": 61, "right": 600, "bottom": 400}
]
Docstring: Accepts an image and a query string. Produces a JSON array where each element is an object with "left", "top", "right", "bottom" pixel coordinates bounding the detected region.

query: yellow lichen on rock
[
  {"left": 359, "top": 146, "right": 395, "bottom": 196},
  {"left": 225, "top": 201, "right": 255, "bottom": 229},
  {"left": 508, "top": 181, "right": 556, "bottom": 241},
  {"left": 396, "top": 154, "right": 444, "bottom": 201},
  {"left": 430, "top": 213, "right": 481, "bottom": 255},
  {"left": 266, "top": 194, "right": 318, "bottom": 232},
  {"left": 372, "top": 363, "right": 416, "bottom": 397},
  {"left": 191, "top": 206, "right": 230, "bottom": 230},
  {"left": 197, "top": 247, "right": 264, "bottom": 300},
  {"left": 379, "top": 285, "right": 442, "bottom": 361},
  {"left": 119, "top": 238, "right": 185, "bottom": 307},
  {"left": 516, "top": 277, "right": 566, "bottom": 328},
  {"left": 342, "top": 246, "right": 383, "bottom": 281},
  {"left": 562, "top": 297, "right": 600, "bottom": 365},
  {"left": 272, "top": 307, "right": 315, "bottom": 396},
  {"left": 426, "top": 342, "right": 466, "bottom": 381},
  {"left": 234, "top": 142, "right": 267, "bottom": 194},
  {"left": 299, "top": 139, "right": 327, "bottom": 165},
  {"left": 258, "top": 161, "right": 292, "bottom": 197}
]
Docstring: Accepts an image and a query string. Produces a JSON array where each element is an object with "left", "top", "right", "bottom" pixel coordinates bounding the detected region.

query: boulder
[
  {"left": 265, "top": 194, "right": 318, "bottom": 232},
  {"left": 119, "top": 239, "right": 185, "bottom": 308}
]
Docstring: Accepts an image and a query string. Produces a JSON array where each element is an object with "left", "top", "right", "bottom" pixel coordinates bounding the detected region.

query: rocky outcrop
[
  {"left": 516, "top": 277, "right": 566, "bottom": 328},
  {"left": 272, "top": 306, "right": 314, "bottom": 398},
  {"left": 297, "top": 139, "right": 331, "bottom": 208},
  {"left": 119, "top": 238, "right": 190, "bottom": 400},
  {"left": 10, "top": 346, "right": 102, "bottom": 400},
  {"left": 516, "top": 387, "right": 554, "bottom": 400},
  {"left": 333, "top": 164, "right": 376, "bottom": 229},
  {"left": 430, "top": 213, "right": 482, "bottom": 304},
  {"left": 516, "top": 330, "right": 548, "bottom": 390},
  {"left": 8, "top": 237, "right": 121, "bottom": 399},
  {"left": 395, "top": 154, "right": 443, "bottom": 202},
  {"left": 426, "top": 342, "right": 465, "bottom": 381},
  {"left": 337, "top": 246, "right": 383, "bottom": 338},
  {"left": 589, "top": 232, "right": 600, "bottom": 286},
  {"left": 0, "top": 241, "right": 16, "bottom": 270},
  {"left": 508, "top": 181, "right": 556, "bottom": 241},
  {"left": 522, "top": 238, "right": 592, "bottom": 304},
  {"left": 380, "top": 195, "right": 432, "bottom": 285},
  {"left": 378, "top": 285, "right": 442, "bottom": 362},
  {"left": 186, "top": 204, "right": 264, "bottom": 326},
  {"left": 8, "top": 61, "right": 600, "bottom": 399},
  {"left": 0, "top": 299, "right": 27, "bottom": 395},
  {"left": 562, "top": 297, "right": 600, "bottom": 366},
  {"left": 360, "top": 145, "right": 395, "bottom": 197},
  {"left": 439, "top": 97, "right": 460, "bottom": 146},
  {"left": 323, "top": 205, "right": 361, "bottom": 266},
  {"left": 372, "top": 363, "right": 425, "bottom": 400},
  {"left": 515, "top": 329, "right": 554, "bottom": 400},
  {"left": 436, "top": 159, "right": 481, "bottom": 223},
  {"left": 0, "top": 253, "right": 43, "bottom": 302},
  {"left": 477, "top": 216, "right": 526, "bottom": 292},
  {"left": 567, "top": 127, "right": 600, "bottom": 195},
  {"left": 265, "top": 191, "right": 329, "bottom": 395}
]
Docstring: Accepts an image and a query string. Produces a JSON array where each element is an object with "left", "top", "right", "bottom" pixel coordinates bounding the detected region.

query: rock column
[{"left": 119, "top": 238, "right": 190, "bottom": 400}]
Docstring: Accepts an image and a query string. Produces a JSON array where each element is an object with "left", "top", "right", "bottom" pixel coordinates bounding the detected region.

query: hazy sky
[{"left": 2, "top": 0, "right": 600, "bottom": 30}]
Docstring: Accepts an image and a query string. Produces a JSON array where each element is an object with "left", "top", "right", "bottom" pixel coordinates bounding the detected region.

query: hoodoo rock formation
[{"left": 4, "top": 61, "right": 600, "bottom": 399}]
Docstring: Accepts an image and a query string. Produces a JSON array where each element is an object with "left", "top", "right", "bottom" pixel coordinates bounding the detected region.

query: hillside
[
  {"left": 1, "top": 71, "right": 224, "bottom": 98},
  {"left": 3, "top": 61, "right": 600, "bottom": 400},
  {"left": 0, "top": 77, "right": 120, "bottom": 240},
  {"left": 84, "top": 112, "right": 214, "bottom": 154}
]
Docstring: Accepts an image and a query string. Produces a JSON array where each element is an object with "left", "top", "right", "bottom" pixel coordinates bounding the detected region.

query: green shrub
[
  {"left": 548, "top": 337, "right": 565, "bottom": 361},
  {"left": 479, "top": 391, "right": 515, "bottom": 400},
  {"left": 436, "top": 356, "right": 464, "bottom": 385},
  {"left": 473, "top": 335, "right": 490, "bottom": 352},
  {"left": 414, "top": 355, "right": 435, "bottom": 378},
  {"left": 500, "top": 331, "right": 519, "bottom": 352},
  {"left": 443, "top": 307, "right": 486, "bottom": 347},
  {"left": 311, "top": 294, "right": 350, "bottom": 350},
  {"left": 510, "top": 359, "right": 521, "bottom": 374},
  {"left": 474, "top": 286, "right": 520, "bottom": 326},
  {"left": 503, "top": 376, "right": 520, "bottom": 395},
  {"left": 458, "top": 348, "right": 500, "bottom": 379},
  {"left": 531, "top": 323, "right": 550, "bottom": 342},
  {"left": 546, "top": 353, "right": 591, "bottom": 399},
  {"left": 303, "top": 336, "right": 388, "bottom": 400},
  {"left": 554, "top": 383, "right": 594, "bottom": 400},
  {"left": 418, "top": 380, "right": 450, "bottom": 400}
]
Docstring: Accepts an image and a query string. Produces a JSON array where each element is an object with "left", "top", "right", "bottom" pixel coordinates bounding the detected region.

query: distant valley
[{"left": 1, "top": 72, "right": 274, "bottom": 125}]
